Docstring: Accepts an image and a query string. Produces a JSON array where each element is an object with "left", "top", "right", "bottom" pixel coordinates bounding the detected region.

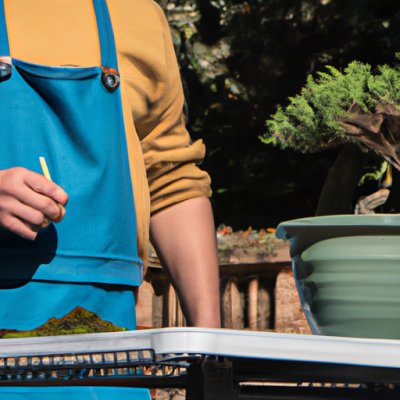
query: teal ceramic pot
[{"left": 276, "top": 215, "right": 400, "bottom": 339}]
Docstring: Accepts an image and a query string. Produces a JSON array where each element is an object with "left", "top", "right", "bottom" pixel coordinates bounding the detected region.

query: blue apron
[
  {"left": 0, "top": 0, "right": 143, "bottom": 286},
  {"left": 0, "top": 1, "right": 150, "bottom": 398}
]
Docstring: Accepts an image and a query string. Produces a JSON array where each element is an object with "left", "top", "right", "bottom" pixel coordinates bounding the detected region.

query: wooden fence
[{"left": 136, "top": 242, "right": 311, "bottom": 334}]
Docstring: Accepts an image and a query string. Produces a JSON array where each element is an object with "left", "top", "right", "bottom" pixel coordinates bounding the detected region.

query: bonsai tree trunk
[
  {"left": 339, "top": 103, "right": 400, "bottom": 171},
  {"left": 316, "top": 143, "right": 367, "bottom": 215}
]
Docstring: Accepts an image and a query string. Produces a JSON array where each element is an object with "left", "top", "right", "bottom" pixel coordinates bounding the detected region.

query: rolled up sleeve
[
  {"left": 135, "top": 4, "right": 211, "bottom": 215},
  {"left": 115, "top": 0, "right": 211, "bottom": 215}
]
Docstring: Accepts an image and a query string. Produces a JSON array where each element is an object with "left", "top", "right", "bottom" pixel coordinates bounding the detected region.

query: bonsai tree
[
  {"left": 263, "top": 54, "right": 400, "bottom": 168},
  {"left": 262, "top": 55, "right": 400, "bottom": 215}
]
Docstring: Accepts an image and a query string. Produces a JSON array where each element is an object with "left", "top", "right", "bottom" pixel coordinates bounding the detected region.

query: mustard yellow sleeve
[{"left": 116, "top": 1, "right": 211, "bottom": 215}]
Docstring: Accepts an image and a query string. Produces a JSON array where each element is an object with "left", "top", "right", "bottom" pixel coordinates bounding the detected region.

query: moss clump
[{"left": 0, "top": 307, "right": 126, "bottom": 338}]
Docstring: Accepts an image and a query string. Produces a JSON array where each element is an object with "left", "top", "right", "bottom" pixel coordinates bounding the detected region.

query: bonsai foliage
[{"left": 263, "top": 55, "right": 400, "bottom": 170}]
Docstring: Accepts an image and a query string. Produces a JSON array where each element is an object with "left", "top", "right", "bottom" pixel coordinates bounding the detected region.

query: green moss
[{"left": 0, "top": 307, "right": 126, "bottom": 338}]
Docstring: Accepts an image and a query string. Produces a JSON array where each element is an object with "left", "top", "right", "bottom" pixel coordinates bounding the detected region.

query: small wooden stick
[
  {"left": 39, "top": 156, "right": 63, "bottom": 223},
  {"left": 39, "top": 156, "right": 52, "bottom": 181}
]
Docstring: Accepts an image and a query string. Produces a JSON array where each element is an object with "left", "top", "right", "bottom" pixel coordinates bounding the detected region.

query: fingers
[
  {"left": 7, "top": 199, "right": 48, "bottom": 226},
  {"left": 0, "top": 167, "right": 68, "bottom": 220},
  {"left": 0, "top": 167, "right": 68, "bottom": 239},
  {"left": 12, "top": 186, "right": 66, "bottom": 222},
  {"left": 23, "top": 170, "right": 68, "bottom": 206},
  {"left": 53, "top": 204, "right": 66, "bottom": 222},
  {"left": 0, "top": 199, "right": 54, "bottom": 240},
  {"left": 0, "top": 199, "right": 44, "bottom": 240},
  {"left": 1, "top": 215, "right": 40, "bottom": 241}
]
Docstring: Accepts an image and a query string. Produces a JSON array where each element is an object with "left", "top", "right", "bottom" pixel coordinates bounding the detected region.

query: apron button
[
  {"left": 0, "top": 62, "right": 11, "bottom": 83},
  {"left": 101, "top": 67, "right": 120, "bottom": 92}
]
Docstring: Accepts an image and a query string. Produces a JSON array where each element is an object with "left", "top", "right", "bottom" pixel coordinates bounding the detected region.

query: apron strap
[
  {"left": 92, "top": 0, "right": 119, "bottom": 70},
  {"left": 0, "top": 0, "right": 10, "bottom": 56},
  {"left": 0, "top": 0, "right": 118, "bottom": 69}
]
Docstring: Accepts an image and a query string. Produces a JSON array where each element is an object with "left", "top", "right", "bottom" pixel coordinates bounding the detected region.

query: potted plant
[
  {"left": 264, "top": 55, "right": 400, "bottom": 215},
  {"left": 265, "top": 55, "right": 400, "bottom": 339}
]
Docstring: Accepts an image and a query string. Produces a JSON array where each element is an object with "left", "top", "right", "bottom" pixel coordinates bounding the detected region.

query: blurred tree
[{"left": 157, "top": 0, "right": 400, "bottom": 228}]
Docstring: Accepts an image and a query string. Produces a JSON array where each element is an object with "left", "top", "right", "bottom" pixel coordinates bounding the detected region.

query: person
[{"left": 0, "top": 0, "right": 220, "bottom": 398}]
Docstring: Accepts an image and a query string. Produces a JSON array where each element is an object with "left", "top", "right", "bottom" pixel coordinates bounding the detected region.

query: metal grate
[{"left": 0, "top": 350, "right": 191, "bottom": 384}]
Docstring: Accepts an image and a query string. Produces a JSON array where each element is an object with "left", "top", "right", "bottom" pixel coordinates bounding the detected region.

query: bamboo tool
[
  {"left": 39, "top": 156, "right": 52, "bottom": 181},
  {"left": 39, "top": 156, "right": 63, "bottom": 223}
]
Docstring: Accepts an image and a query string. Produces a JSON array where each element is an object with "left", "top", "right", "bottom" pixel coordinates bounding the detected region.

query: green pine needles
[{"left": 263, "top": 54, "right": 400, "bottom": 155}]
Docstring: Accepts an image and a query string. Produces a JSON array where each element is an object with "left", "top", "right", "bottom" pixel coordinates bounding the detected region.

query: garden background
[{"left": 156, "top": 0, "right": 400, "bottom": 230}]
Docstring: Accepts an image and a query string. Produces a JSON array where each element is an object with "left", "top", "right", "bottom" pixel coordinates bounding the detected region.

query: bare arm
[
  {"left": 0, "top": 167, "right": 68, "bottom": 240},
  {"left": 150, "top": 196, "right": 221, "bottom": 328}
]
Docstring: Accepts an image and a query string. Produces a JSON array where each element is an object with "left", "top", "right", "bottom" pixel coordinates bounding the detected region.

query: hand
[{"left": 0, "top": 167, "right": 68, "bottom": 240}]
